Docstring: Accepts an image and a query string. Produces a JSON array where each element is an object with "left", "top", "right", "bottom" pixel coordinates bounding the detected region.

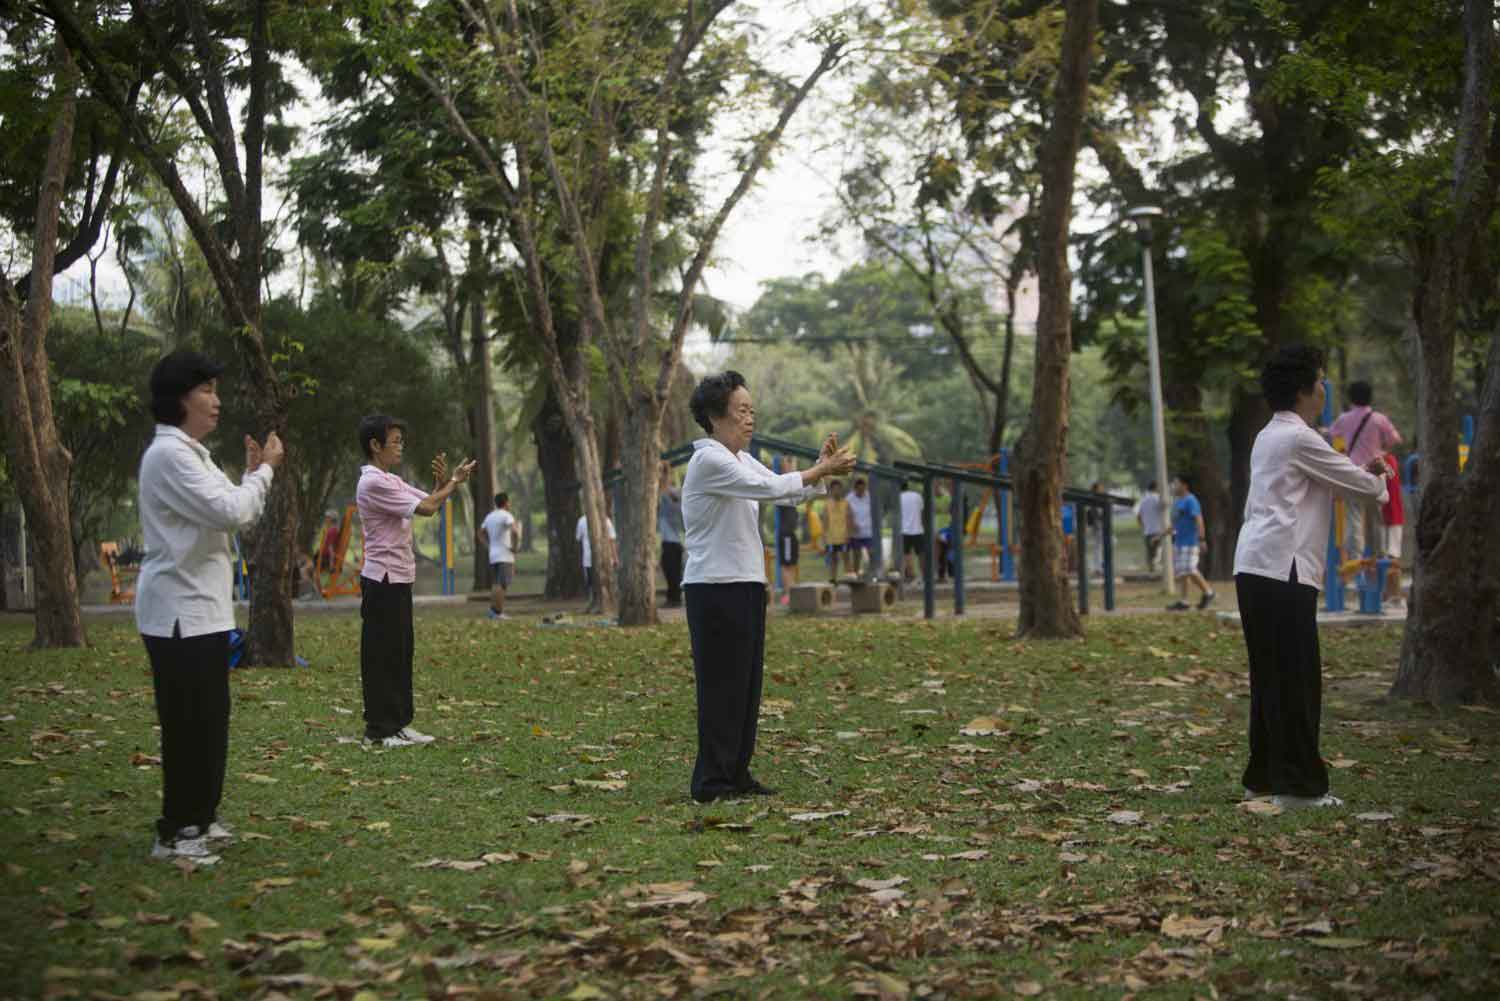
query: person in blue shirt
[{"left": 1167, "top": 473, "right": 1216, "bottom": 610}]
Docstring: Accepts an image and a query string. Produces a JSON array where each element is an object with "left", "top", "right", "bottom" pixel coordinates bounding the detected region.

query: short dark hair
[
  {"left": 854, "top": 477, "right": 866, "bottom": 487},
  {"left": 494, "top": 492, "right": 509, "bottom": 508},
  {"left": 1173, "top": 473, "right": 1194, "bottom": 492},
  {"left": 148, "top": 350, "right": 224, "bottom": 425},
  {"left": 900, "top": 479, "right": 910, "bottom": 490},
  {"left": 1260, "top": 344, "right": 1325, "bottom": 412},
  {"left": 689, "top": 370, "right": 748, "bottom": 435},
  {"left": 358, "top": 414, "right": 407, "bottom": 459},
  {"left": 1347, "top": 380, "right": 1373, "bottom": 407},
  {"left": 1147, "top": 480, "right": 1157, "bottom": 491}
]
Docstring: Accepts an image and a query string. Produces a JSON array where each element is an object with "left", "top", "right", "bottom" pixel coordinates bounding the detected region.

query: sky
[{"left": 48, "top": 2, "right": 860, "bottom": 328}]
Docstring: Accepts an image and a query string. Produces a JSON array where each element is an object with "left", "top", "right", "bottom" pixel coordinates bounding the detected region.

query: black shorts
[
  {"left": 902, "top": 533, "right": 925, "bottom": 555},
  {"left": 490, "top": 561, "right": 514, "bottom": 588},
  {"left": 778, "top": 534, "right": 799, "bottom": 567}
]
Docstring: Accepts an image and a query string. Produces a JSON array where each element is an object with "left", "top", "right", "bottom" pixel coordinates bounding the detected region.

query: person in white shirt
[
  {"left": 681, "top": 371, "right": 854, "bottom": 803},
  {"left": 1233, "top": 345, "right": 1390, "bottom": 810},
  {"left": 1134, "top": 481, "right": 1165, "bottom": 573},
  {"left": 478, "top": 493, "right": 519, "bottom": 620},
  {"left": 575, "top": 508, "right": 617, "bottom": 614},
  {"left": 898, "top": 480, "right": 925, "bottom": 581},
  {"left": 135, "top": 351, "right": 284, "bottom": 865},
  {"left": 846, "top": 477, "right": 874, "bottom": 576}
]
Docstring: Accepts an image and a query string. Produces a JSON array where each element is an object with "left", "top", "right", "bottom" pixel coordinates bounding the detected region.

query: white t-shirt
[
  {"left": 847, "top": 491, "right": 873, "bottom": 537},
  {"left": 481, "top": 507, "right": 516, "bottom": 564},
  {"left": 899, "top": 490, "right": 923, "bottom": 535},
  {"left": 575, "top": 514, "right": 616, "bottom": 568},
  {"left": 1134, "top": 492, "right": 1165, "bottom": 535}
]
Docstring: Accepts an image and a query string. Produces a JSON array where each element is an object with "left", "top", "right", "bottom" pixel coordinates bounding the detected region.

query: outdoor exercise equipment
[
  {"left": 100, "top": 541, "right": 136, "bottom": 605},
  {"left": 314, "top": 505, "right": 363, "bottom": 599},
  {"left": 437, "top": 497, "right": 457, "bottom": 596}
]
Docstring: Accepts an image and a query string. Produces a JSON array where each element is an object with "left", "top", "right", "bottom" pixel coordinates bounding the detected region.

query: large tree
[
  {"left": 382, "top": 0, "right": 845, "bottom": 624},
  {"left": 0, "top": 36, "right": 88, "bottom": 648},
  {"left": 1013, "top": 0, "right": 1096, "bottom": 638},
  {"left": 47, "top": 0, "right": 303, "bottom": 665}
]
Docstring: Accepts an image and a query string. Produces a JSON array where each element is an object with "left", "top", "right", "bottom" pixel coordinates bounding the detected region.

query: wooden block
[
  {"left": 848, "top": 580, "right": 897, "bottom": 614},
  {"left": 788, "top": 584, "right": 834, "bottom": 614}
]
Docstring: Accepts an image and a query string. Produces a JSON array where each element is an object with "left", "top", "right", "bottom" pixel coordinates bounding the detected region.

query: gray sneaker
[
  {"left": 205, "top": 820, "right": 235, "bottom": 841},
  {"left": 1272, "top": 793, "right": 1344, "bottom": 809},
  {"left": 150, "top": 826, "right": 221, "bottom": 865},
  {"left": 368, "top": 733, "right": 418, "bottom": 748},
  {"left": 396, "top": 726, "right": 435, "bottom": 744}
]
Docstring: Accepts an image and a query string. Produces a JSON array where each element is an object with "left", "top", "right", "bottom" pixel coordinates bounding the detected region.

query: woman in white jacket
[
  {"left": 1233, "top": 345, "right": 1389, "bottom": 809},
  {"left": 680, "top": 371, "right": 853, "bottom": 803},
  {"left": 135, "top": 350, "right": 283, "bottom": 863}
]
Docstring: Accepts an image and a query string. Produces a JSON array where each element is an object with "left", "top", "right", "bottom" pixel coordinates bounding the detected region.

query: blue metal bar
[
  {"left": 1103, "top": 502, "right": 1116, "bottom": 611},
  {"left": 998, "top": 449, "right": 1014, "bottom": 581},
  {"left": 1321, "top": 378, "right": 1344, "bottom": 612},
  {"left": 1075, "top": 501, "right": 1088, "bottom": 615}
]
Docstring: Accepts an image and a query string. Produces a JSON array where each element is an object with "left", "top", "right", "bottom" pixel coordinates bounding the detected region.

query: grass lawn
[{"left": 1, "top": 608, "right": 1496, "bottom": 1000}]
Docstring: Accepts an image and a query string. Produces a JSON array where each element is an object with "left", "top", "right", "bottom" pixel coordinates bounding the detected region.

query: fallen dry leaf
[{"left": 788, "top": 810, "right": 850, "bottom": 822}]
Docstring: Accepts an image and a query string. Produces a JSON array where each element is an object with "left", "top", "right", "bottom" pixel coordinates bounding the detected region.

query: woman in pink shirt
[{"left": 355, "top": 414, "right": 474, "bottom": 748}]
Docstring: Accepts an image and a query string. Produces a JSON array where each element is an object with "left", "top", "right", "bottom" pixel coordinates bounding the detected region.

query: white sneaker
[
  {"left": 1242, "top": 788, "right": 1272, "bottom": 801},
  {"left": 396, "top": 726, "right": 435, "bottom": 744},
  {"left": 150, "top": 826, "right": 221, "bottom": 865},
  {"left": 1272, "top": 793, "right": 1344, "bottom": 809},
  {"left": 205, "top": 820, "right": 234, "bottom": 841},
  {"left": 368, "top": 733, "right": 417, "bottom": 748}
]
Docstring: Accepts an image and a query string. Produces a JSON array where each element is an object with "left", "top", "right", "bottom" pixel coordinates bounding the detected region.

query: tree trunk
[
  {"left": 469, "top": 280, "right": 497, "bottom": 593},
  {"left": 992, "top": 280, "right": 1020, "bottom": 455},
  {"left": 1014, "top": 0, "right": 1095, "bottom": 640},
  {"left": 0, "top": 48, "right": 87, "bottom": 649},
  {"left": 616, "top": 390, "right": 662, "bottom": 626},
  {"left": 533, "top": 384, "right": 585, "bottom": 599},
  {"left": 1392, "top": 0, "right": 1500, "bottom": 706},
  {"left": 1166, "top": 381, "right": 1234, "bottom": 579}
]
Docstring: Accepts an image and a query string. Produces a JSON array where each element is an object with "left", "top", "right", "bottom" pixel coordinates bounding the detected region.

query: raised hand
[
  {"left": 261, "top": 431, "right": 286, "bottom": 468},
  {"left": 431, "top": 451, "right": 448, "bottom": 486},
  {"left": 451, "top": 458, "right": 478, "bottom": 483},
  {"left": 826, "top": 445, "right": 856, "bottom": 476},
  {"left": 1365, "top": 455, "right": 1392, "bottom": 477},
  {"left": 244, "top": 434, "right": 262, "bottom": 473},
  {"left": 821, "top": 432, "right": 839, "bottom": 461}
]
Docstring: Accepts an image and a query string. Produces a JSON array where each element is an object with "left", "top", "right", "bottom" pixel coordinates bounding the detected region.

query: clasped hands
[{"left": 244, "top": 432, "right": 285, "bottom": 472}]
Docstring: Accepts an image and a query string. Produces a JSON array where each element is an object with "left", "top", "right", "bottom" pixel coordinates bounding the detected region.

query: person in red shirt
[{"left": 1381, "top": 452, "right": 1406, "bottom": 612}]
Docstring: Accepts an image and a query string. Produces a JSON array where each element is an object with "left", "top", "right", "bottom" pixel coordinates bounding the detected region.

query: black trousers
[
  {"left": 360, "top": 575, "right": 415, "bottom": 739},
  {"left": 661, "top": 542, "right": 684, "bottom": 605},
  {"left": 1237, "top": 566, "right": 1329, "bottom": 797},
  {"left": 143, "top": 628, "right": 230, "bottom": 840},
  {"left": 685, "top": 582, "right": 767, "bottom": 802}
]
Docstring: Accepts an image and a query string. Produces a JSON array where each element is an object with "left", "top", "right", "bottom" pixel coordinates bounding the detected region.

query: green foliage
[{"left": 40, "top": 309, "right": 159, "bottom": 575}]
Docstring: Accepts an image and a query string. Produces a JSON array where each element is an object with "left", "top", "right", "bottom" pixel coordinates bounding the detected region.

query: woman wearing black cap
[{"left": 136, "top": 350, "right": 284, "bottom": 864}]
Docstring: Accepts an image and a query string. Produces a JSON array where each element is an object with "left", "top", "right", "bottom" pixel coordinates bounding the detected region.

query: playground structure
[
  {"left": 1320, "top": 382, "right": 1475, "bottom": 615},
  {"left": 313, "top": 505, "right": 363, "bottom": 599},
  {"left": 100, "top": 541, "right": 137, "bottom": 605},
  {"left": 612, "top": 434, "right": 1127, "bottom": 619}
]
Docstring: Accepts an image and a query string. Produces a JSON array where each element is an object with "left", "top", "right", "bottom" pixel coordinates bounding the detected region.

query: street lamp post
[{"left": 1127, "top": 205, "right": 1174, "bottom": 595}]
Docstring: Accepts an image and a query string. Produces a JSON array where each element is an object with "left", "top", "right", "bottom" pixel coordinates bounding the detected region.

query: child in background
[{"left": 823, "top": 480, "right": 851, "bottom": 581}]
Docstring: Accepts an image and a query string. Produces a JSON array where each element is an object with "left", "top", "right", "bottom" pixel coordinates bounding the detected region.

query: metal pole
[
  {"left": 951, "top": 476, "right": 965, "bottom": 616},
  {"left": 1075, "top": 501, "right": 1089, "bottom": 615},
  {"left": 1103, "top": 495, "right": 1116, "bottom": 611},
  {"left": 922, "top": 477, "right": 935, "bottom": 620},
  {"left": 1140, "top": 233, "right": 1174, "bottom": 595}
]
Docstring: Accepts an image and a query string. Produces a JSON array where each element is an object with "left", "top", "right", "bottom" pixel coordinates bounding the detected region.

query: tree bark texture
[
  {"left": 0, "top": 49, "right": 87, "bottom": 648},
  {"left": 1393, "top": 0, "right": 1500, "bottom": 705},
  {"left": 1014, "top": 0, "right": 1096, "bottom": 640},
  {"left": 469, "top": 282, "right": 498, "bottom": 593},
  {"left": 616, "top": 391, "right": 663, "bottom": 626},
  {"left": 533, "top": 385, "right": 585, "bottom": 600}
]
